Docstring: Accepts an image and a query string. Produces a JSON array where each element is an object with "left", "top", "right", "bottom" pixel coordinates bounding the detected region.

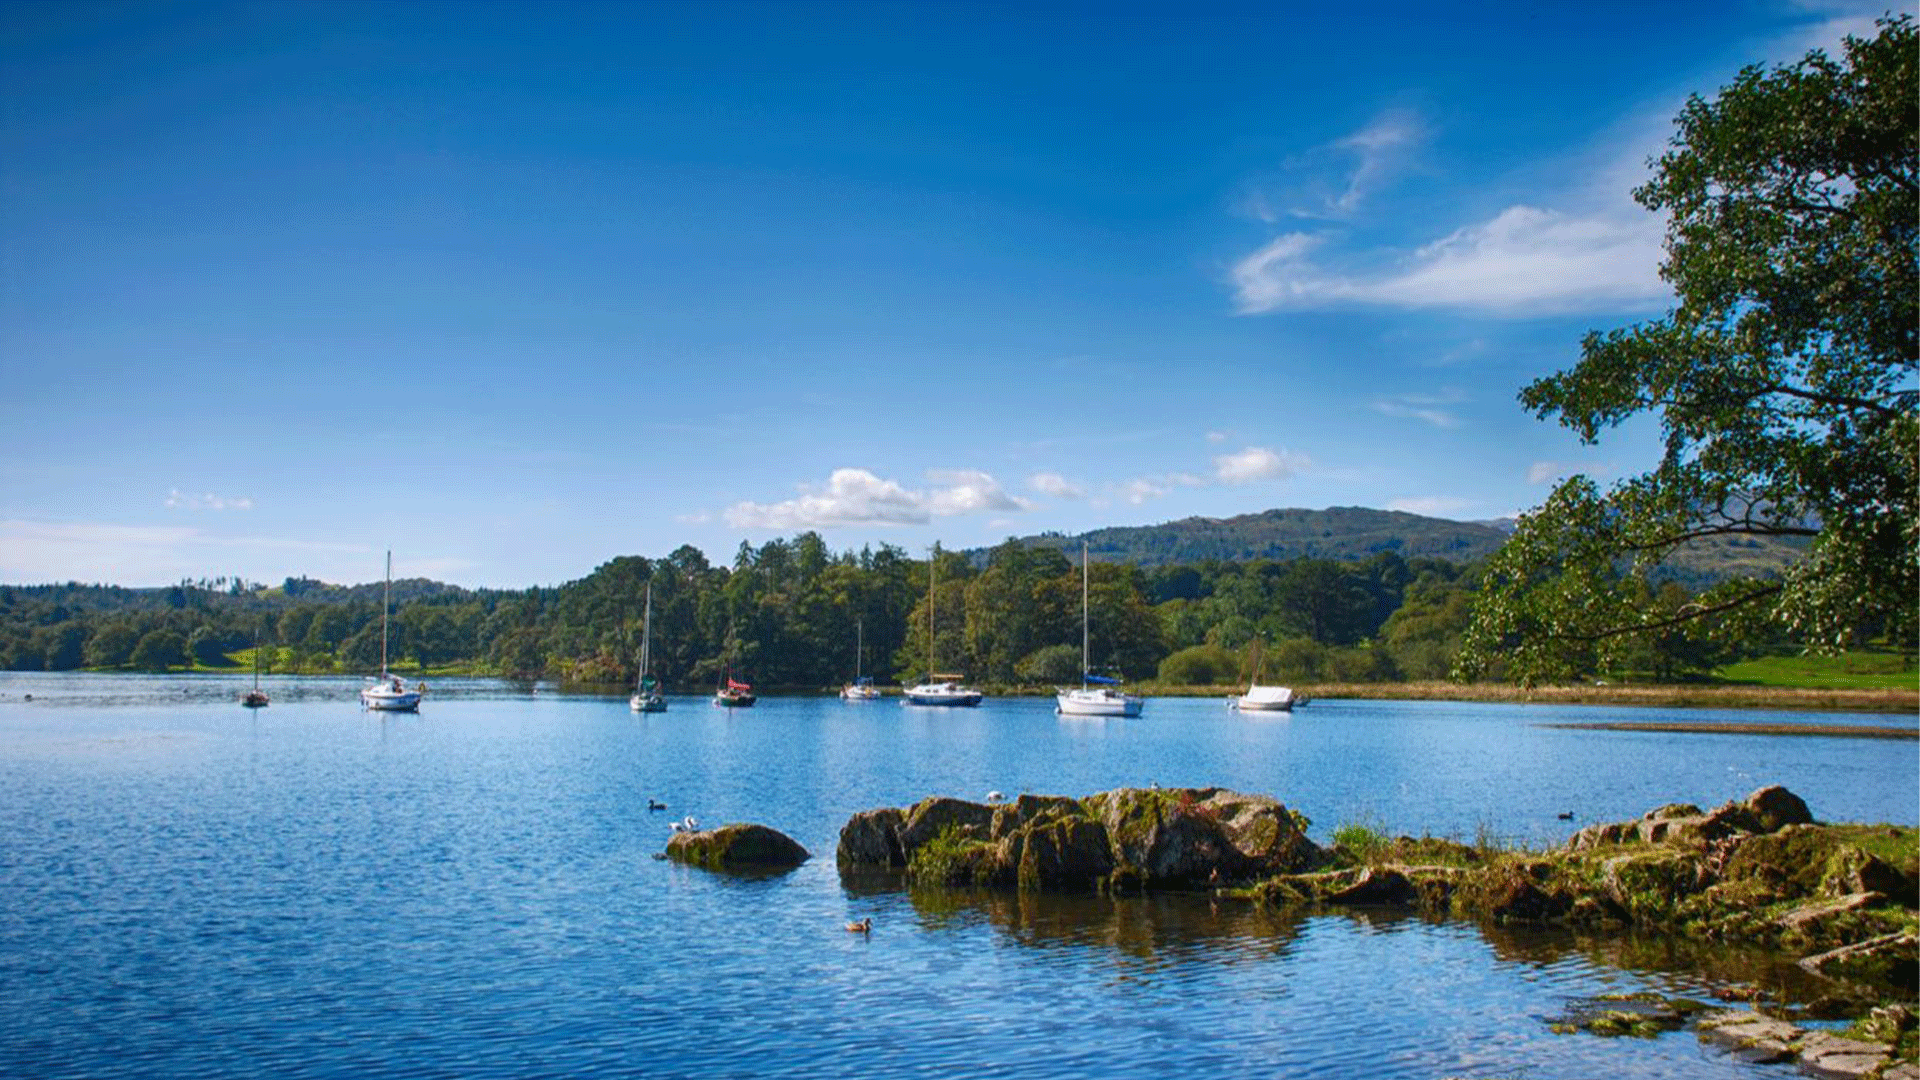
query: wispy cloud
[
  {"left": 0, "top": 520, "right": 369, "bottom": 586},
  {"left": 724, "top": 468, "right": 1032, "bottom": 530},
  {"left": 1387, "top": 496, "right": 1474, "bottom": 517},
  {"left": 1329, "top": 108, "right": 1426, "bottom": 216},
  {"left": 1027, "top": 471, "right": 1086, "bottom": 499},
  {"left": 1232, "top": 205, "right": 1666, "bottom": 315},
  {"left": 1526, "top": 459, "right": 1614, "bottom": 485},
  {"left": 1373, "top": 390, "right": 1464, "bottom": 429},
  {"left": 166, "top": 489, "right": 253, "bottom": 511},
  {"left": 1238, "top": 108, "right": 1428, "bottom": 222}
]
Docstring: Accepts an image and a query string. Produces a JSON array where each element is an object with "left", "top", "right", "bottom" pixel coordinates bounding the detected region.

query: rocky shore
[{"left": 835, "top": 784, "right": 1918, "bottom": 1074}]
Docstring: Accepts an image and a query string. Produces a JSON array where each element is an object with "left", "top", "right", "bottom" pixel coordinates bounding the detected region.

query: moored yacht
[
  {"left": 360, "top": 551, "right": 422, "bottom": 712},
  {"left": 1055, "top": 542, "right": 1143, "bottom": 717}
]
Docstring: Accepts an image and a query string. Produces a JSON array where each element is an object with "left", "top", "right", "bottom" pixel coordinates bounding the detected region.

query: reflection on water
[{"left": 0, "top": 672, "right": 1899, "bottom": 1079}]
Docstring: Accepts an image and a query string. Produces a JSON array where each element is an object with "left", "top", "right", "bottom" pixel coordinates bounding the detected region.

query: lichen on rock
[
  {"left": 836, "top": 786, "right": 1321, "bottom": 892},
  {"left": 665, "top": 822, "right": 810, "bottom": 871}
]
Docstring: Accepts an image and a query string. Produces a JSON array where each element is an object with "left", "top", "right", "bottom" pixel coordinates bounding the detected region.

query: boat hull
[
  {"left": 630, "top": 694, "right": 667, "bottom": 713},
  {"left": 902, "top": 684, "right": 983, "bottom": 707},
  {"left": 1233, "top": 685, "right": 1295, "bottom": 712},
  {"left": 240, "top": 692, "right": 270, "bottom": 709},
  {"left": 713, "top": 692, "right": 756, "bottom": 707},
  {"left": 840, "top": 685, "right": 884, "bottom": 701},
  {"left": 362, "top": 689, "right": 421, "bottom": 711},
  {"left": 1056, "top": 689, "right": 1143, "bottom": 717}
]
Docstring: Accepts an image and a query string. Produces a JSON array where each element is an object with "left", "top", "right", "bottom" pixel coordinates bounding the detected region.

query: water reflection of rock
[
  {"left": 1476, "top": 922, "right": 1830, "bottom": 1003},
  {"left": 900, "top": 884, "right": 1310, "bottom": 967}
]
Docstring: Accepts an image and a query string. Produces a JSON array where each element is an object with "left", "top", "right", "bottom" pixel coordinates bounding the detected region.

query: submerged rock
[
  {"left": 835, "top": 786, "right": 1321, "bottom": 891},
  {"left": 666, "top": 823, "right": 810, "bottom": 871}
]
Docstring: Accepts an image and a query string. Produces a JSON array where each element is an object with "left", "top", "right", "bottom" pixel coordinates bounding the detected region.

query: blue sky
[{"left": 0, "top": 0, "right": 1893, "bottom": 588}]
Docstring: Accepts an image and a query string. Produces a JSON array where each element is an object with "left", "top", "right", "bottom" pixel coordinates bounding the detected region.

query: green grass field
[{"left": 1715, "top": 650, "right": 1918, "bottom": 691}]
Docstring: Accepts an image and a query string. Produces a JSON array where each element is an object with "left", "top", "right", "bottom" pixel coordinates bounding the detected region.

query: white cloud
[
  {"left": 723, "top": 467, "right": 1030, "bottom": 530},
  {"left": 1388, "top": 496, "right": 1473, "bottom": 517},
  {"left": 1028, "top": 471, "right": 1086, "bottom": 499},
  {"left": 1232, "top": 204, "right": 1666, "bottom": 316},
  {"left": 1213, "top": 446, "right": 1307, "bottom": 484},
  {"left": 166, "top": 489, "right": 253, "bottom": 511},
  {"left": 1205, "top": 430, "right": 1230, "bottom": 444},
  {"left": 925, "top": 469, "right": 1032, "bottom": 516}
]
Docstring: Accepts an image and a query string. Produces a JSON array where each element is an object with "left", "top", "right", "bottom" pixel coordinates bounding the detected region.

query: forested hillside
[
  {"left": 980, "top": 507, "right": 1509, "bottom": 566},
  {"left": 0, "top": 525, "right": 1764, "bottom": 687}
]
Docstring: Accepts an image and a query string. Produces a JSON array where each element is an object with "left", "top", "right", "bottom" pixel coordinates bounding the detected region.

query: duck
[
  {"left": 647, "top": 799, "right": 667, "bottom": 811},
  {"left": 845, "top": 918, "right": 872, "bottom": 934},
  {"left": 1557, "top": 811, "right": 1575, "bottom": 820},
  {"left": 681, "top": 815, "right": 700, "bottom": 832},
  {"left": 986, "top": 790, "right": 1004, "bottom": 804}
]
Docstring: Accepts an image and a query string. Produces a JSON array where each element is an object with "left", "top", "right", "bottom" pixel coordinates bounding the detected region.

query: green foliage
[
  {"left": 1461, "top": 17, "right": 1918, "bottom": 684},
  {"left": 1331, "top": 821, "right": 1390, "bottom": 863},
  {"left": 129, "top": 629, "right": 187, "bottom": 671},
  {"left": 1155, "top": 643, "right": 1240, "bottom": 686},
  {"left": 1015, "top": 644, "right": 1081, "bottom": 684}
]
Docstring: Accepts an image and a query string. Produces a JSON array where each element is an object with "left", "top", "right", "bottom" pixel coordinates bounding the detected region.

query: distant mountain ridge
[
  {"left": 971, "top": 505, "right": 1808, "bottom": 585},
  {"left": 975, "top": 507, "right": 1512, "bottom": 567}
]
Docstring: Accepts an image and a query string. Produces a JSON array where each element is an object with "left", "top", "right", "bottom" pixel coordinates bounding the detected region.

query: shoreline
[{"left": 15, "top": 670, "right": 1917, "bottom": 716}]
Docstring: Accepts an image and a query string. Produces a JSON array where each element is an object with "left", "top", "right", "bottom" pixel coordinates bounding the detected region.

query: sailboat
[
  {"left": 360, "top": 551, "right": 422, "bottom": 712},
  {"left": 840, "top": 617, "right": 883, "bottom": 700},
  {"left": 630, "top": 580, "right": 667, "bottom": 713},
  {"left": 713, "top": 671, "right": 756, "bottom": 707},
  {"left": 240, "top": 632, "right": 270, "bottom": 708},
  {"left": 1055, "top": 542, "right": 1143, "bottom": 717},
  {"left": 902, "top": 546, "right": 983, "bottom": 707},
  {"left": 1231, "top": 635, "right": 1294, "bottom": 712}
]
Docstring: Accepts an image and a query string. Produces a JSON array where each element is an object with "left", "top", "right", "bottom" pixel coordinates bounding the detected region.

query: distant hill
[
  {"left": 974, "top": 505, "right": 1809, "bottom": 580},
  {"left": 976, "top": 507, "right": 1512, "bottom": 567}
]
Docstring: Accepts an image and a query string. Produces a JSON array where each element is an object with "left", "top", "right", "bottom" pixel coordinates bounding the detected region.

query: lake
[{"left": 2, "top": 672, "right": 1914, "bottom": 1079}]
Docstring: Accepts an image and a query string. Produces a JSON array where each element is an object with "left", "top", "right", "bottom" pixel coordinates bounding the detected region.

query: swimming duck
[{"left": 845, "top": 918, "right": 872, "bottom": 934}]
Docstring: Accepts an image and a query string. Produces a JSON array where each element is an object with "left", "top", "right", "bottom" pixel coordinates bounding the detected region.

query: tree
[
  {"left": 1460, "top": 17, "right": 1917, "bottom": 683},
  {"left": 129, "top": 629, "right": 187, "bottom": 671}
]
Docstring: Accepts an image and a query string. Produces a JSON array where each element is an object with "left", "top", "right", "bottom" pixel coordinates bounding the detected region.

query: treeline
[{"left": 0, "top": 533, "right": 1738, "bottom": 687}]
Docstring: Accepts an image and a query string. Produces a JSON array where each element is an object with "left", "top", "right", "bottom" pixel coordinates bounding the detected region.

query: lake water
[{"left": 2, "top": 672, "right": 1914, "bottom": 1079}]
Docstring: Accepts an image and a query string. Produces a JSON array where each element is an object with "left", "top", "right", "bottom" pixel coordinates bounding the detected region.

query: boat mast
[
  {"left": 379, "top": 550, "right": 391, "bottom": 679},
  {"left": 640, "top": 580, "right": 652, "bottom": 691},
  {"left": 1081, "top": 541, "right": 1090, "bottom": 691},
  {"left": 855, "top": 617, "right": 863, "bottom": 682},
  {"left": 927, "top": 544, "right": 936, "bottom": 680}
]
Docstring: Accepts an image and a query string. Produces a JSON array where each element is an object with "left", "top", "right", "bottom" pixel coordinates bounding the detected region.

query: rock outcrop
[
  {"left": 836, "top": 787, "right": 1321, "bottom": 891},
  {"left": 1250, "top": 785, "right": 1917, "bottom": 993},
  {"left": 665, "top": 823, "right": 810, "bottom": 871}
]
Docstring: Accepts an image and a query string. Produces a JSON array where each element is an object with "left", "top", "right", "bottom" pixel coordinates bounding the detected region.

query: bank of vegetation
[{"left": 1, "top": 536, "right": 1909, "bottom": 705}]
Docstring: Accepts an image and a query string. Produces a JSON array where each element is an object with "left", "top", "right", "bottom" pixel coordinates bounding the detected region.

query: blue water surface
[{"left": 1, "top": 672, "right": 1913, "bottom": 1079}]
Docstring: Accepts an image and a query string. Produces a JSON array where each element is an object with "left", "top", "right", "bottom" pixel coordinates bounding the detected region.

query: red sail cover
[{"left": 727, "top": 678, "right": 752, "bottom": 691}]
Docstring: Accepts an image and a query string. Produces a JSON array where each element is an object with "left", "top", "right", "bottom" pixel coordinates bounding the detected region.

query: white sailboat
[
  {"left": 1056, "top": 542, "right": 1143, "bottom": 717},
  {"left": 240, "top": 631, "right": 269, "bottom": 708},
  {"left": 630, "top": 580, "right": 667, "bottom": 713},
  {"left": 902, "top": 546, "right": 983, "bottom": 707},
  {"left": 841, "top": 618, "right": 882, "bottom": 700},
  {"left": 360, "top": 551, "right": 422, "bottom": 712},
  {"left": 1231, "top": 636, "right": 1294, "bottom": 712}
]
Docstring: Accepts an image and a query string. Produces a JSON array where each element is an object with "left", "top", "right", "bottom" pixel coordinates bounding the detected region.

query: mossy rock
[
  {"left": 666, "top": 823, "right": 810, "bottom": 871},
  {"left": 907, "top": 825, "right": 1004, "bottom": 886}
]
